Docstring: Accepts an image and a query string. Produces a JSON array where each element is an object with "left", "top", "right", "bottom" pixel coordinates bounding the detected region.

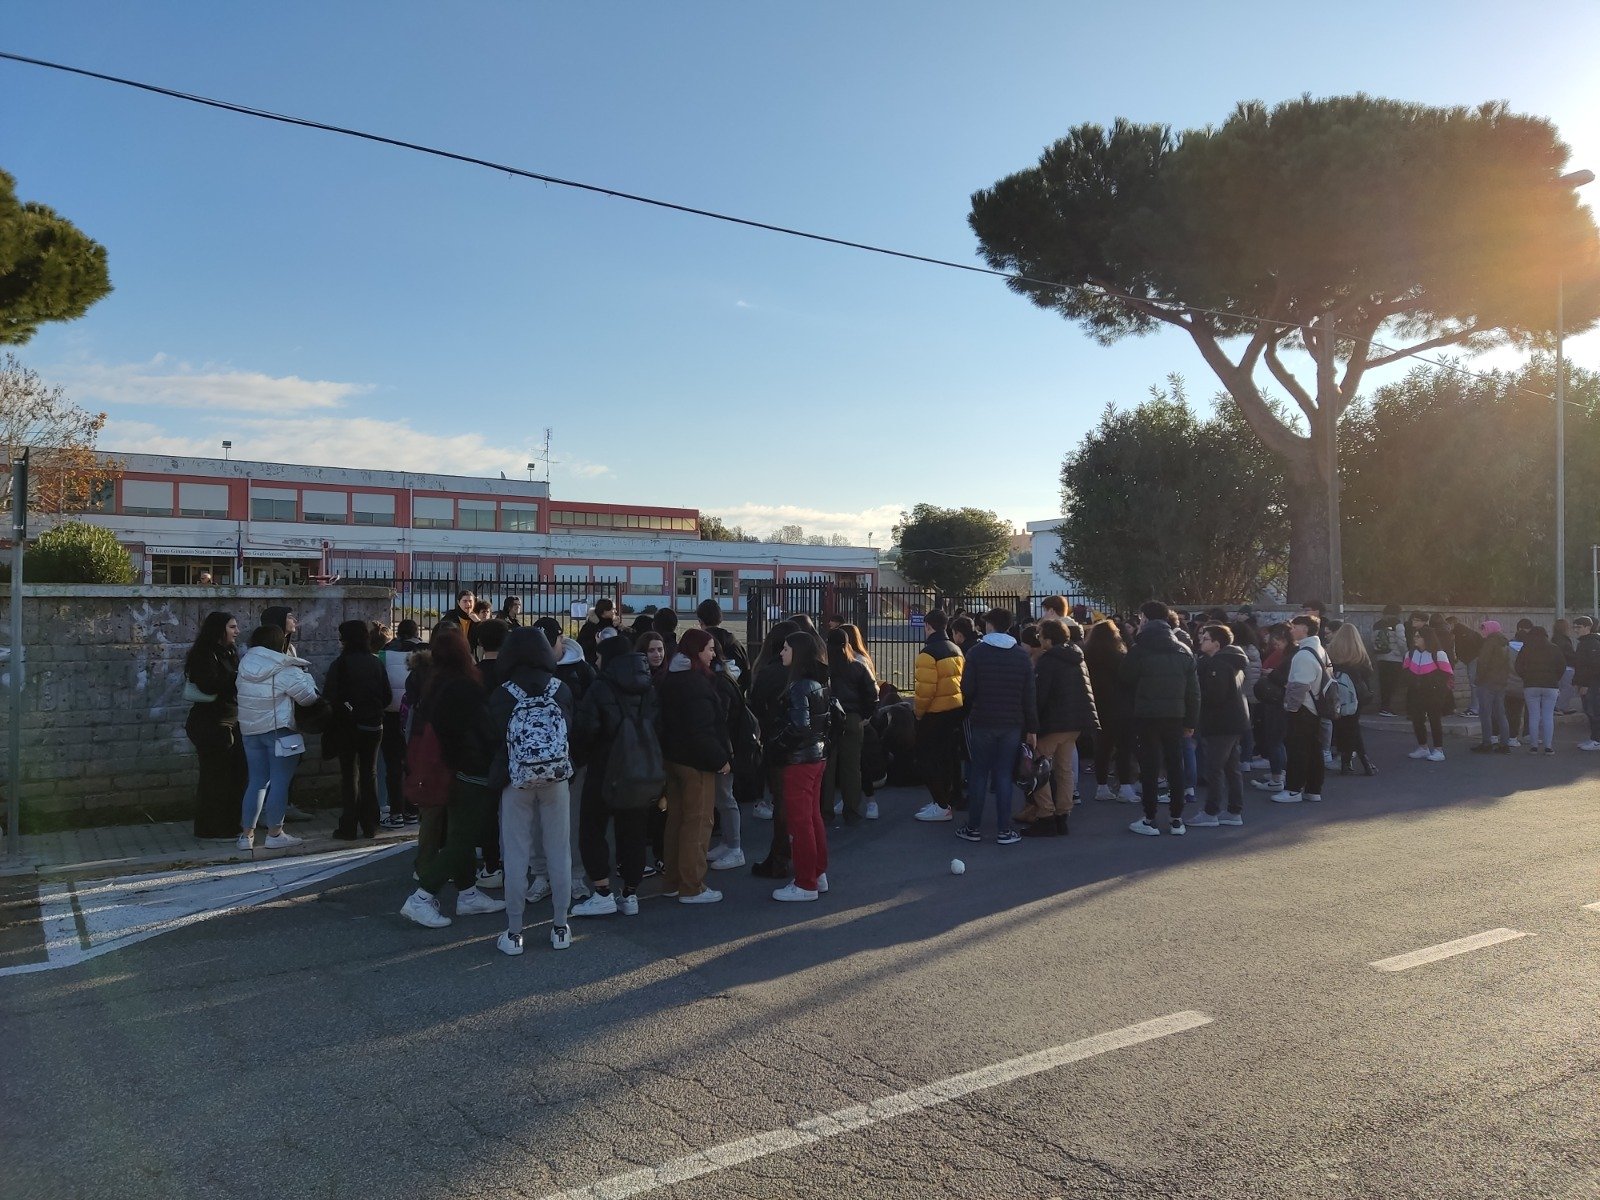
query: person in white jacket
[
  {"left": 1274, "top": 614, "right": 1330, "bottom": 805},
  {"left": 235, "top": 625, "right": 321, "bottom": 850}
]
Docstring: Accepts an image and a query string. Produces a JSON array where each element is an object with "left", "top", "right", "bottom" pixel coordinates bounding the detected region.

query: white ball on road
[{"left": 950, "top": 858, "right": 966, "bottom": 875}]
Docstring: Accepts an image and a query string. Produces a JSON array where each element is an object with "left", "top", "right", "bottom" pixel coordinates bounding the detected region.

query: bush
[{"left": 23, "top": 521, "right": 136, "bottom": 584}]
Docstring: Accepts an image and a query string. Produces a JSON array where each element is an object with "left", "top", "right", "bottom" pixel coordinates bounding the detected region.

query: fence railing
[
  {"left": 339, "top": 575, "right": 630, "bottom": 636},
  {"left": 744, "top": 582, "right": 1110, "bottom": 691}
]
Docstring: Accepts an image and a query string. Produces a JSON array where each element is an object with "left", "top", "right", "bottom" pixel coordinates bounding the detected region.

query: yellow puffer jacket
[{"left": 914, "top": 637, "right": 964, "bottom": 716}]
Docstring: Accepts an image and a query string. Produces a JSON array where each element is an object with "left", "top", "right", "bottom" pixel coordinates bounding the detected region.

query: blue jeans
[
  {"left": 1525, "top": 688, "right": 1559, "bottom": 750},
  {"left": 1584, "top": 685, "right": 1600, "bottom": 741},
  {"left": 964, "top": 725, "right": 1022, "bottom": 834},
  {"left": 1477, "top": 686, "right": 1509, "bottom": 743},
  {"left": 1182, "top": 733, "right": 1198, "bottom": 794},
  {"left": 242, "top": 729, "right": 302, "bottom": 832}
]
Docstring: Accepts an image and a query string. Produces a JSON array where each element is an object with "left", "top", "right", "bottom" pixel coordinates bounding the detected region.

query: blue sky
[{"left": 4, "top": 3, "right": 1598, "bottom": 543}]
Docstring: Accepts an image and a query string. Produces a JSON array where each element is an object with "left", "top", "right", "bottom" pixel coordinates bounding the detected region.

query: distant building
[
  {"left": 48, "top": 452, "right": 877, "bottom": 615},
  {"left": 1026, "top": 518, "right": 1084, "bottom": 597}
]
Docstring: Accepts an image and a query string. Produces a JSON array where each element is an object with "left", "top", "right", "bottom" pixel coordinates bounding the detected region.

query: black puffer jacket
[
  {"left": 1084, "top": 642, "right": 1130, "bottom": 723},
  {"left": 962, "top": 633, "right": 1039, "bottom": 732},
  {"left": 1034, "top": 643, "right": 1099, "bottom": 734},
  {"left": 749, "top": 659, "right": 790, "bottom": 740},
  {"left": 1196, "top": 645, "right": 1250, "bottom": 736},
  {"left": 186, "top": 645, "right": 240, "bottom": 724},
  {"left": 767, "top": 668, "right": 832, "bottom": 765},
  {"left": 657, "top": 661, "right": 732, "bottom": 772},
  {"left": 830, "top": 658, "right": 879, "bottom": 720},
  {"left": 487, "top": 627, "right": 575, "bottom": 789},
  {"left": 324, "top": 650, "right": 392, "bottom": 731},
  {"left": 574, "top": 650, "right": 660, "bottom": 805}
]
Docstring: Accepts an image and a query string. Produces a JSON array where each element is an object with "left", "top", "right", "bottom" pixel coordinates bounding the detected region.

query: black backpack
[
  {"left": 729, "top": 699, "right": 765, "bottom": 803},
  {"left": 601, "top": 696, "right": 666, "bottom": 812}
]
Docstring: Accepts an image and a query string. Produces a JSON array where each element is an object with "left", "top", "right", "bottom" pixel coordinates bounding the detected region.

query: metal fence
[
  {"left": 744, "top": 581, "right": 1110, "bottom": 691},
  {"left": 341, "top": 575, "right": 629, "bottom": 637}
]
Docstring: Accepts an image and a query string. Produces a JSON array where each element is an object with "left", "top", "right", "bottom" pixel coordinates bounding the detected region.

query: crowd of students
[{"left": 179, "top": 589, "right": 1599, "bottom": 955}]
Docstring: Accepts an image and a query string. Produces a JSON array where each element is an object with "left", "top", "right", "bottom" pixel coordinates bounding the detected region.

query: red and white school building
[{"left": 67, "top": 452, "right": 878, "bottom": 615}]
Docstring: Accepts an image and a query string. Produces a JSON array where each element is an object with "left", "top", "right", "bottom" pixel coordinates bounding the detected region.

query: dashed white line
[
  {"left": 1370, "top": 927, "right": 1531, "bottom": 972},
  {"left": 535, "top": 1010, "right": 1214, "bottom": 1200},
  {"left": 1583, "top": 900, "right": 1600, "bottom": 912}
]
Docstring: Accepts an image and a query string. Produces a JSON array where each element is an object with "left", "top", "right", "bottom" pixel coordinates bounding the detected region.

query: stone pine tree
[
  {"left": 892, "top": 504, "right": 1012, "bottom": 600},
  {"left": 969, "top": 95, "right": 1600, "bottom": 601},
  {"left": 0, "top": 168, "right": 111, "bottom": 344}
]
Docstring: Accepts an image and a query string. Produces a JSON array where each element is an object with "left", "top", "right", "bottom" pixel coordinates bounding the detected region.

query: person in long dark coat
[{"left": 184, "top": 611, "right": 246, "bottom": 839}]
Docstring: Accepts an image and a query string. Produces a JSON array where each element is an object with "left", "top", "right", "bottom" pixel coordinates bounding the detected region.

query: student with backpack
[
  {"left": 570, "top": 636, "right": 663, "bottom": 917},
  {"left": 1274, "top": 614, "right": 1332, "bottom": 804},
  {"left": 488, "top": 626, "right": 577, "bottom": 954},
  {"left": 1326, "top": 622, "right": 1376, "bottom": 776},
  {"left": 765, "top": 632, "right": 837, "bottom": 901},
  {"left": 657, "top": 629, "right": 733, "bottom": 905}
]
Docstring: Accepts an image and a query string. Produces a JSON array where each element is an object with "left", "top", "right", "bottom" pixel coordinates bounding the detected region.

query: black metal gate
[
  {"left": 341, "top": 574, "right": 627, "bottom": 637},
  {"left": 744, "top": 582, "right": 1110, "bottom": 691}
]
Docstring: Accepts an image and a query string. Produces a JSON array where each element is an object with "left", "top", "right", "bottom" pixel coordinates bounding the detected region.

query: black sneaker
[
  {"left": 642, "top": 860, "right": 662, "bottom": 878},
  {"left": 402, "top": 812, "right": 420, "bottom": 826},
  {"left": 996, "top": 829, "right": 1022, "bottom": 845},
  {"left": 955, "top": 826, "right": 982, "bottom": 843}
]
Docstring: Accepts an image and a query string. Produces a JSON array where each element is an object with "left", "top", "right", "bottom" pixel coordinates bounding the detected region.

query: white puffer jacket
[{"left": 236, "top": 646, "right": 321, "bottom": 736}]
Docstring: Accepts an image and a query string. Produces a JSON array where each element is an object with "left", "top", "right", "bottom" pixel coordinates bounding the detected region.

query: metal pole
[
  {"left": 1592, "top": 544, "right": 1597, "bottom": 624},
  {"left": 1326, "top": 319, "right": 1344, "bottom": 617},
  {"left": 1556, "top": 273, "right": 1567, "bottom": 623},
  {"left": 7, "top": 449, "right": 27, "bottom": 861}
]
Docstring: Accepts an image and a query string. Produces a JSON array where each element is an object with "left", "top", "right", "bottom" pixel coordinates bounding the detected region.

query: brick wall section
[{"left": 0, "top": 585, "right": 393, "bottom": 828}]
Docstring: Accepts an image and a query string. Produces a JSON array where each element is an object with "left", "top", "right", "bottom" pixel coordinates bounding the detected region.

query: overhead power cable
[{"left": 0, "top": 49, "right": 1582, "bottom": 407}]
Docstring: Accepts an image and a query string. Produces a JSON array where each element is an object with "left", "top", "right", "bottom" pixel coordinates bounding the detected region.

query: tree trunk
[{"left": 1286, "top": 469, "right": 1332, "bottom": 605}]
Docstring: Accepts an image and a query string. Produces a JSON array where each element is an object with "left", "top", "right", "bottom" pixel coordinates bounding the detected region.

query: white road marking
[
  {"left": 1369, "top": 927, "right": 1531, "bottom": 973},
  {"left": 0, "top": 843, "right": 408, "bottom": 977},
  {"left": 1583, "top": 900, "right": 1600, "bottom": 912},
  {"left": 536, "top": 1010, "right": 1213, "bottom": 1200}
]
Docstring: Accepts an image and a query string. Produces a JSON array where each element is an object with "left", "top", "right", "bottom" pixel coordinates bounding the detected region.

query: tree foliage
[
  {"left": 1056, "top": 380, "right": 1288, "bottom": 610},
  {"left": 24, "top": 521, "right": 135, "bottom": 584},
  {"left": 1341, "top": 359, "right": 1599, "bottom": 607},
  {"left": 698, "top": 514, "right": 758, "bottom": 542},
  {"left": 970, "top": 95, "right": 1600, "bottom": 600},
  {"left": 1, "top": 354, "right": 118, "bottom": 517},
  {"left": 0, "top": 169, "right": 112, "bottom": 345},
  {"left": 892, "top": 504, "right": 1012, "bottom": 598},
  {"left": 766, "top": 524, "right": 806, "bottom": 545}
]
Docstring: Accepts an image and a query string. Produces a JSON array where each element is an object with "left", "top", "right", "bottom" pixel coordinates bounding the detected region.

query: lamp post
[
  {"left": 1555, "top": 170, "right": 1595, "bottom": 622},
  {"left": 221, "top": 439, "right": 232, "bottom": 462}
]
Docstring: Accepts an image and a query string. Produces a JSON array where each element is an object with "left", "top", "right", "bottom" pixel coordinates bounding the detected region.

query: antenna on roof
[{"left": 531, "top": 427, "right": 561, "bottom": 486}]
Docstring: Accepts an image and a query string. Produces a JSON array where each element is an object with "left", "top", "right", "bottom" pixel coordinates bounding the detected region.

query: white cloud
[
  {"left": 706, "top": 502, "right": 905, "bottom": 545},
  {"left": 58, "top": 355, "right": 370, "bottom": 413}
]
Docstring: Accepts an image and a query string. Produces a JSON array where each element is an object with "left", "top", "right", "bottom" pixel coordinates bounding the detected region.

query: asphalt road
[{"left": 2, "top": 728, "right": 1597, "bottom": 1200}]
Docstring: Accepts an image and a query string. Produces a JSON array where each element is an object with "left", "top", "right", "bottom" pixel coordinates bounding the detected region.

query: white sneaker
[
  {"left": 401, "top": 891, "right": 451, "bottom": 928},
  {"left": 1303, "top": 793, "right": 1322, "bottom": 803},
  {"left": 753, "top": 799, "right": 774, "bottom": 820},
  {"left": 497, "top": 931, "right": 524, "bottom": 956},
  {"left": 455, "top": 887, "right": 507, "bottom": 916},
  {"left": 1188, "top": 812, "right": 1220, "bottom": 827},
  {"left": 475, "top": 867, "right": 504, "bottom": 890},
  {"left": 864, "top": 801, "right": 880, "bottom": 820},
  {"left": 1428, "top": 749, "right": 1445, "bottom": 762},
  {"left": 619, "top": 894, "right": 640, "bottom": 916},
  {"left": 1094, "top": 784, "right": 1114, "bottom": 801},
  {"left": 679, "top": 889, "right": 723, "bottom": 905},
  {"left": 1250, "top": 776, "right": 1284, "bottom": 791},
  {"left": 1128, "top": 818, "right": 1160, "bottom": 836},
  {"left": 571, "top": 891, "right": 618, "bottom": 917},
  {"left": 1246, "top": 757, "right": 1272, "bottom": 771},
  {"left": 525, "top": 877, "right": 552, "bottom": 903},
  {"left": 773, "top": 883, "right": 819, "bottom": 902},
  {"left": 816, "top": 872, "right": 829, "bottom": 893},
  {"left": 236, "top": 832, "right": 254, "bottom": 851},
  {"left": 1168, "top": 819, "right": 1186, "bottom": 836},
  {"left": 550, "top": 925, "right": 571, "bottom": 950},
  {"left": 709, "top": 849, "right": 746, "bottom": 871},
  {"left": 1408, "top": 746, "right": 1432, "bottom": 759},
  {"left": 571, "top": 885, "right": 592, "bottom": 903},
  {"left": 1271, "top": 790, "right": 1303, "bottom": 804},
  {"left": 264, "top": 831, "right": 303, "bottom": 849},
  {"left": 1218, "top": 812, "right": 1244, "bottom": 826},
  {"left": 1118, "top": 784, "right": 1139, "bottom": 803},
  {"left": 1578, "top": 740, "right": 1600, "bottom": 751},
  {"left": 914, "top": 802, "right": 953, "bottom": 822},
  {"left": 1508, "top": 738, "right": 1522, "bottom": 748}
]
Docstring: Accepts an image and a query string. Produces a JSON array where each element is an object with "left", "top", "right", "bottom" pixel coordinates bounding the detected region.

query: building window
[
  {"left": 713, "top": 570, "right": 735, "bottom": 599},
  {"left": 630, "top": 566, "right": 664, "bottom": 588},
  {"left": 177, "top": 482, "right": 229, "bottom": 519},
  {"left": 592, "top": 566, "right": 626, "bottom": 585},
  {"left": 302, "top": 490, "right": 348, "bottom": 525},
  {"left": 150, "top": 555, "right": 232, "bottom": 585},
  {"left": 502, "top": 505, "right": 538, "bottom": 532},
  {"left": 677, "top": 569, "right": 698, "bottom": 598},
  {"left": 330, "top": 555, "right": 395, "bottom": 580},
  {"left": 352, "top": 493, "right": 395, "bottom": 526},
  {"left": 413, "top": 497, "right": 454, "bottom": 529},
  {"left": 250, "top": 487, "right": 296, "bottom": 522},
  {"left": 458, "top": 501, "right": 496, "bottom": 531},
  {"left": 459, "top": 560, "right": 498, "bottom": 584},
  {"left": 122, "top": 479, "right": 174, "bottom": 517}
]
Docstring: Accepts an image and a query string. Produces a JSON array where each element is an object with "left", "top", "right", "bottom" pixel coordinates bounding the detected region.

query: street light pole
[{"left": 1554, "top": 168, "right": 1594, "bottom": 623}]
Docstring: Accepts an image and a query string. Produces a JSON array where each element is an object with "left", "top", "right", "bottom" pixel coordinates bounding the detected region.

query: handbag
[
  {"left": 183, "top": 679, "right": 218, "bottom": 704},
  {"left": 275, "top": 732, "right": 306, "bottom": 756}
]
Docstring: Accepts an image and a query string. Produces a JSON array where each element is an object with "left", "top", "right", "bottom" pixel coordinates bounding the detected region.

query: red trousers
[{"left": 782, "top": 760, "right": 828, "bottom": 892}]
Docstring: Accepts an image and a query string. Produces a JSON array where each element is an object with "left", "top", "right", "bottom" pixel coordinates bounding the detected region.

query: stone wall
[{"left": 0, "top": 585, "right": 393, "bottom": 828}]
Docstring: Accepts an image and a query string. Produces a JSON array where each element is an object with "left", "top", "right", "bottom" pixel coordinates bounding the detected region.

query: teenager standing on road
[
  {"left": 1405, "top": 626, "right": 1454, "bottom": 761},
  {"left": 326, "top": 618, "right": 392, "bottom": 841},
  {"left": 184, "top": 611, "right": 245, "bottom": 840},
  {"left": 1084, "top": 620, "right": 1135, "bottom": 802},
  {"left": 957, "top": 608, "right": 1039, "bottom": 846},
  {"left": 1027, "top": 618, "right": 1098, "bottom": 836},
  {"left": 235, "top": 625, "right": 320, "bottom": 851},
  {"left": 1191, "top": 624, "right": 1249, "bottom": 826},
  {"left": 657, "top": 629, "right": 732, "bottom": 905},
  {"left": 1121, "top": 601, "right": 1199, "bottom": 836},
  {"left": 767, "top": 632, "right": 834, "bottom": 901},
  {"left": 1275, "top": 614, "right": 1331, "bottom": 804},
  {"left": 1326, "top": 621, "right": 1376, "bottom": 777},
  {"left": 1516, "top": 625, "right": 1567, "bottom": 755},
  {"left": 1472, "top": 621, "right": 1513, "bottom": 754},
  {"left": 826, "top": 627, "right": 878, "bottom": 824},
  {"left": 912, "top": 610, "right": 965, "bottom": 823}
]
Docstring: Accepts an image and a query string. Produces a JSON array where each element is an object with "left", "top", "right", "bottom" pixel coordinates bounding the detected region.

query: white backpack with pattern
[{"left": 503, "top": 678, "right": 572, "bottom": 786}]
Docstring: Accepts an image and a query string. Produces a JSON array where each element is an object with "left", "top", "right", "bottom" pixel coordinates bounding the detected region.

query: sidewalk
[
  {"left": 0, "top": 810, "right": 415, "bottom": 884},
  {"left": 1364, "top": 709, "right": 1586, "bottom": 741}
]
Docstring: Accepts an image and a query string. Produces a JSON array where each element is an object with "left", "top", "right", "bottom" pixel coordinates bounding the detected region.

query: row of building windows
[
  {"left": 550, "top": 509, "right": 696, "bottom": 532},
  {"left": 117, "top": 480, "right": 549, "bottom": 532}
]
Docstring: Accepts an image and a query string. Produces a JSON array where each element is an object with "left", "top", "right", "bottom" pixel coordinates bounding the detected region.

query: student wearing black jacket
[
  {"left": 748, "top": 621, "right": 799, "bottom": 878},
  {"left": 488, "top": 626, "right": 578, "bottom": 953},
  {"left": 766, "top": 633, "right": 834, "bottom": 902},
  {"left": 1191, "top": 625, "right": 1250, "bottom": 826},
  {"left": 326, "top": 619, "right": 393, "bottom": 840},
  {"left": 399, "top": 629, "right": 506, "bottom": 932},
  {"left": 825, "top": 627, "right": 879, "bottom": 825},
  {"left": 1025, "top": 619, "right": 1098, "bottom": 837},
  {"left": 1516, "top": 626, "right": 1567, "bottom": 754},
  {"left": 184, "top": 611, "right": 246, "bottom": 839},
  {"left": 657, "top": 629, "right": 732, "bottom": 904}
]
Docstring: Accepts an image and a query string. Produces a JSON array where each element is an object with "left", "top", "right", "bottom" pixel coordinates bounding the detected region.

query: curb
[
  {"left": 0, "top": 827, "right": 416, "bottom": 885},
  {"left": 1365, "top": 711, "right": 1586, "bottom": 742}
]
